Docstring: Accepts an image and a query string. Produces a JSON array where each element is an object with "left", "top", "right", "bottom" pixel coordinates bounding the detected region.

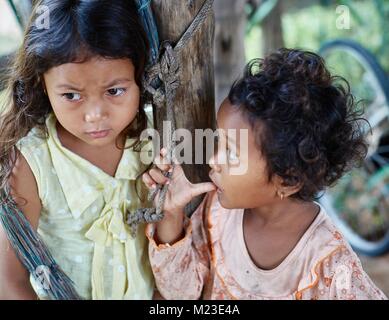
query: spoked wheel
[{"left": 319, "top": 39, "right": 389, "bottom": 256}]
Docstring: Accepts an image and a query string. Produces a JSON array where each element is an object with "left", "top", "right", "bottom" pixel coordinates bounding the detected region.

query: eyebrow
[
  {"left": 55, "top": 78, "right": 133, "bottom": 91},
  {"left": 103, "top": 78, "right": 133, "bottom": 88},
  {"left": 55, "top": 84, "right": 84, "bottom": 91}
]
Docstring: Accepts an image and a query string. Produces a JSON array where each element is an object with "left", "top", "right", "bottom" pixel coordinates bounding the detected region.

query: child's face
[
  {"left": 43, "top": 56, "right": 140, "bottom": 148},
  {"left": 209, "top": 99, "right": 279, "bottom": 209}
]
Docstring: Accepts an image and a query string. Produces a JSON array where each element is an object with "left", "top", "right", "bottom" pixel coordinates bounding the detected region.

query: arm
[
  {"left": 142, "top": 148, "right": 216, "bottom": 299},
  {"left": 0, "top": 153, "right": 42, "bottom": 300},
  {"left": 328, "top": 254, "right": 388, "bottom": 300},
  {"left": 146, "top": 193, "right": 213, "bottom": 300},
  {"left": 296, "top": 246, "right": 388, "bottom": 300}
]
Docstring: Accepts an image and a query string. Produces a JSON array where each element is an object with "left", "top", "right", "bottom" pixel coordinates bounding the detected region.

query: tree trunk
[
  {"left": 151, "top": 0, "right": 216, "bottom": 214},
  {"left": 214, "top": 0, "right": 246, "bottom": 109},
  {"left": 262, "top": 0, "right": 284, "bottom": 55}
]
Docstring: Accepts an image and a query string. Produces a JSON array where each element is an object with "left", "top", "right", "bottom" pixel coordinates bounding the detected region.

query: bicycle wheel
[{"left": 319, "top": 39, "right": 389, "bottom": 256}]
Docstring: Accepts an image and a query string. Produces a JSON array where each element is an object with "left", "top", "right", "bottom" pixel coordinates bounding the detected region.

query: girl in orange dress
[{"left": 143, "top": 49, "right": 387, "bottom": 300}]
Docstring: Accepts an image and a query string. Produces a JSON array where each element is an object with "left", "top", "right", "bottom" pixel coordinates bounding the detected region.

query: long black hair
[{"left": 0, "top": 0, "right": 150, "bottom": 196}]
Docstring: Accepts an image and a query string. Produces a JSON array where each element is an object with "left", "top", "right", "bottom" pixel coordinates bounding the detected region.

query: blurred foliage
[
  {"left": 246, "top": 0, "right": 389, "bottom": 73},
  {"left": 245, "top": 0, "right": 279, "bottom": 33},
  {"left": 0, "top": 0, "right": 23, "bottom": 56}
]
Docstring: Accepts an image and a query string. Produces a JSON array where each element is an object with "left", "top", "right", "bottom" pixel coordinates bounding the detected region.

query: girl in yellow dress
[{"left": 0, "top": 0, "right": 154, "bottom": 300}]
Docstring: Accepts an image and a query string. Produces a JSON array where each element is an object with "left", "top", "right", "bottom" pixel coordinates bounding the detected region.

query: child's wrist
[
  {"left": 155, "top": 213, "right": 185, "bottom": 245},
  {"left": 163, "top": 207, "right": 185, "bottom": 219},
  {"left": 154, "top": 228, "right": 185, "bottom": 246}
]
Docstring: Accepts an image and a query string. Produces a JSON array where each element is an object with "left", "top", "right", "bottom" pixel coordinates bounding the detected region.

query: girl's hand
[{"left": 142, "top": 148, "right": 216, "bottom": 218}]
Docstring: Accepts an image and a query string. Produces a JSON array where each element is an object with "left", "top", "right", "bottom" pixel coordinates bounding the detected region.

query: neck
[{"left": 247, "top": 199, "right": 317, "bottom": 227}]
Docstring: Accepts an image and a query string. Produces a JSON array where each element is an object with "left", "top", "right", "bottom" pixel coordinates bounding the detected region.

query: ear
[{"left": 272, "top": 174, "right": 303, "bottom": 199}]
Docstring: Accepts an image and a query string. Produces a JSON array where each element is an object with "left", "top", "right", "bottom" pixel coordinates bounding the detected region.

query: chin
[
  {"left": 84, "top": 137, "right": 114, "bottom": 147},
  {"left": 217, "top": 193, "right": 235, "bottom": 209}
]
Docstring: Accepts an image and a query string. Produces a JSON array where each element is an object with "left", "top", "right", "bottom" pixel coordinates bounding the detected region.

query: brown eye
[
  {"left": 107, "top": 88, "right": 126, "bottom": 96},
  {"left": 62, "top": 93, "right": 81, "bottom": 101},
  {"left": 227, "top": 149, "right": 239, "bottom": 164}
]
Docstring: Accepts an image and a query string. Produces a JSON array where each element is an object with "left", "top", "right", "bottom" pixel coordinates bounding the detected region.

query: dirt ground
[{"left": 358, "top": 252, "right": 389, "bottom": 297}]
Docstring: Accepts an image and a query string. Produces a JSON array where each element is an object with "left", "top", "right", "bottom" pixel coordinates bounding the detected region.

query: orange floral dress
[{"left": 146, "top": 191, "right": 387, "bottom": 300}]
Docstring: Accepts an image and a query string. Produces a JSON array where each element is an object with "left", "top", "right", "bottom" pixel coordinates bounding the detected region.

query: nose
[{"left": 84, "top": 101, "right": 108, "bottom": 123}]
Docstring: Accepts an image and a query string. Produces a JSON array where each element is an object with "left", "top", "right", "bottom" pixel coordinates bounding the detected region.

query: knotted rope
[{"left": 126, "top": 0, "right": 214, "bottom": 236}]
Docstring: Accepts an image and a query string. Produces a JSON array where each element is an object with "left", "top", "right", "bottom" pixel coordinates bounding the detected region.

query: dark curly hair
[{"left": 228, "top": 48, "right": 368, "bottom": 201}]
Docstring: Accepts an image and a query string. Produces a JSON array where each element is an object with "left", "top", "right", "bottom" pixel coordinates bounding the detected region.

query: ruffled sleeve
[
  {"left": 146, "top": 193, "right": 215, "bottom": 299},
  {"left": 296, "top": 245, "right": 388, "bottom": 300}
]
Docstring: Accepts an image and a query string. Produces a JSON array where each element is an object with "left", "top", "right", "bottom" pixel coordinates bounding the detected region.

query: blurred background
[{"left": 0, "top": 0, "right": 389, "bottom": 296}]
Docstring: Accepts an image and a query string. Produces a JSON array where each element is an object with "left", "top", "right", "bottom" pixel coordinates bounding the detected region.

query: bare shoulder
[{"left": 8, "top": 151, "right": 42, "bottom": 229}]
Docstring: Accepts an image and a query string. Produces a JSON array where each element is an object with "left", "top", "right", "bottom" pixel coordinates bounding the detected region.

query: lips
[
  {"left": 209, "top": 171, "right": 223, "bottom": 194},
  {"left": 86, "top": 129, "right": 111, "bottom": 139}
]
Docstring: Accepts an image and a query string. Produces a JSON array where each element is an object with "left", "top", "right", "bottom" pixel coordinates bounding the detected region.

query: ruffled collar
[{"left": 45, "top": 113, "right": 151, "bottom": 219}]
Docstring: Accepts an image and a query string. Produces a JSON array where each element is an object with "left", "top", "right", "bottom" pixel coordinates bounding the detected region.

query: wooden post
[
  {"left": 214, "top": 0, "right": 246, "bottom": 108},
  {"left": 151, "top": 0, "right": 216, "bottom": 214},
  {"left": 262, "top": 0, "right": 284, "bottom": 55}
]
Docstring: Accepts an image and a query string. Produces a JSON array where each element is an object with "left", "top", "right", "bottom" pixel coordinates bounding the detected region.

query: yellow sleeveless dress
[{"left": 17, "top": 113, "right": 154, "bottom": 300}]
